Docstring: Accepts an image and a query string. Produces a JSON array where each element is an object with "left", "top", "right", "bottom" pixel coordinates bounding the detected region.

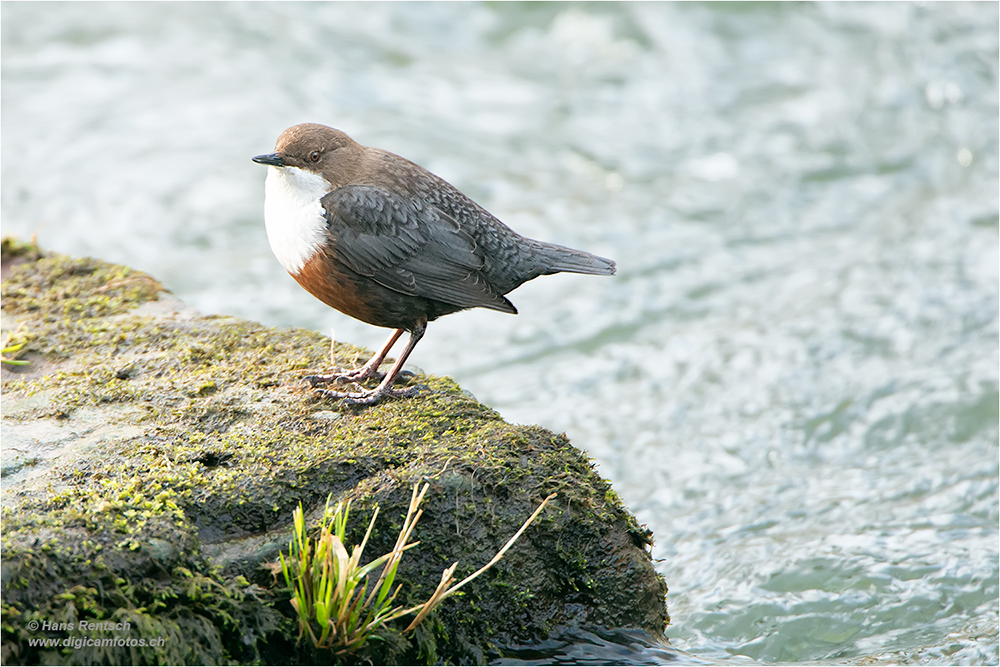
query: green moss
[
  {"left": 1, "top": 238, "right": 668, "bottom": 665},
  {"left": 1, "top": 249, "right": 163, "bottom": 321},
  {"left": 0, "top": 237, "right": 44, "bottom": 266}
]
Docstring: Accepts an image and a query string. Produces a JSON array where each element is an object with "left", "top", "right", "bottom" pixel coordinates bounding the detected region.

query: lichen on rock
[{"left": 1, "top": 237, "right": 669, "bottom": 665}]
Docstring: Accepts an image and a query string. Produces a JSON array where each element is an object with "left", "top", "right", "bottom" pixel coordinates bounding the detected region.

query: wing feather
[{"left": 321, "top": 185, "right": 515, "bottom": 313}]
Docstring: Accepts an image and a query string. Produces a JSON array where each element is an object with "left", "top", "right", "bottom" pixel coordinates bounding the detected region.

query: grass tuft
[{"left": 278, "top": 483, "right": 556, "bottom": 653}]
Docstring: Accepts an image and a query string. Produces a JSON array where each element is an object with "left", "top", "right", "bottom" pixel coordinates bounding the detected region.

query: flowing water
[{"left": 3, "top": 2, "right": 997, "bottom": 663}]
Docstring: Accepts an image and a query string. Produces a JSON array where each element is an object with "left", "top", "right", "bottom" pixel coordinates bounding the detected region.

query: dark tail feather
[{"left": 540, "top": 242, "right": 616, "bottom": 276}]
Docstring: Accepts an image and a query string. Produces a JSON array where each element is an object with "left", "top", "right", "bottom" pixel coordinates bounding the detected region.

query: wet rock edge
[{"left": 0, "top": 237, "right": 669, "bottom": 665}]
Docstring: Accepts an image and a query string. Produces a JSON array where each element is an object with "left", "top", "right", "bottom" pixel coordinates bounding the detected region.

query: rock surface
[{"left": 0, "top": 238, "right": 669, "bottom": 665}]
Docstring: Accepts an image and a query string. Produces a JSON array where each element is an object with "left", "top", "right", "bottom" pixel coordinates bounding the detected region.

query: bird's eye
[{"left": 309, "top": 151, "right": 321, "bottom": 162}]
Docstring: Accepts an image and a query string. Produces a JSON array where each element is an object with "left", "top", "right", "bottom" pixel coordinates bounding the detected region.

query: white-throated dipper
[{"left": 253, "top": 123, "right": 616, "bottom": 405}]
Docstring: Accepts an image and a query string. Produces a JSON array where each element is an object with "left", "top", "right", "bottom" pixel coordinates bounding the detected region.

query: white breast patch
[{"left": 263, "top": 165, "right": 330, "bottom": 275}]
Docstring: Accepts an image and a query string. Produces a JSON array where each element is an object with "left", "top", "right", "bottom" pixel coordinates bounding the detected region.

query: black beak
[{"left": 252, "top": 152, "right": 284, "bottom": 167}]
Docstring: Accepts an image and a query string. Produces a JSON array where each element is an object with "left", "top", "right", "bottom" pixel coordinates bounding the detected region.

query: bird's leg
[
  {"left": 306, "top": 328, "right": 404, "bottom": 387},
  {"left": 314, "top": 321, "right": 426, "bottom": 405}
]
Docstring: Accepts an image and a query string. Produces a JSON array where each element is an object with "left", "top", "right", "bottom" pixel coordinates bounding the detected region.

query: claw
[
  {"left": 314, "top": 384, "right": 422, "bottom": 406},
  {"left": 305, "top": 368, "right": 385, "bottom": 387},
  {"left": 306, "top": 328, "right": 404, "bottom": 389},
  {"left": 310, "top": 323, "right": 426, "bottom": 407}
]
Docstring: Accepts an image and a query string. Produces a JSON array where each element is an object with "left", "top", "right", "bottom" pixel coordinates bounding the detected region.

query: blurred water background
[{"left": 2, "top": 2, "right": 998, "bottom": 663}]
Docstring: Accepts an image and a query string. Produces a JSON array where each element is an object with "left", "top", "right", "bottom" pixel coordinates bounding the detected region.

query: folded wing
[{"left": 322, "top": 185, "right": 516, "bottom": 314}]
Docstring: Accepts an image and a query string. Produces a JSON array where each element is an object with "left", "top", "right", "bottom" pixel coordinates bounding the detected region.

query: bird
[{"left": 252, "top": 123, "right": 616, "bottom": 405}]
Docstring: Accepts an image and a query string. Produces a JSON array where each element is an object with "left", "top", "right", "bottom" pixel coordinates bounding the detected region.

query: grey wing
[{"left": 321, "top": 185, "right": 516, "bottom": 313}]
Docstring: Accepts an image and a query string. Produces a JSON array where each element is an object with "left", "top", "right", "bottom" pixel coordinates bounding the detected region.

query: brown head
[{"left": 252, "top": 123, "right": 366, "bottom": 187}]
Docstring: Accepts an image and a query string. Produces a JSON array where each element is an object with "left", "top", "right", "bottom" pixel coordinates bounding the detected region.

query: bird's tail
[{"left": 538, "top": 242, "right": 617, "bottom": 276}]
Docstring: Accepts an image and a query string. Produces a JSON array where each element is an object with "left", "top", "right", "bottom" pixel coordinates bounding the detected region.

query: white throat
[{"left": 263, "top": 165, "right": 330, "bottom": 275}]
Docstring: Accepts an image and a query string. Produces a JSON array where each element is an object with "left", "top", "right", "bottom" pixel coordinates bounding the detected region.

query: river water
[{"left": 3, "top": 2, "right": 997, "bottom": 664}]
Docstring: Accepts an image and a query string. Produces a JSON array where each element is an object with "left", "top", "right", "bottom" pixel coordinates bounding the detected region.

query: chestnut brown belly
[{"left": 293, "top": 250, "right": 462, "bottom": 331}]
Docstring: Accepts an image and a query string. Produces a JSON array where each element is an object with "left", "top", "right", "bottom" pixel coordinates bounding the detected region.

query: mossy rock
[{"left": 1, "top": 237, "right": 669, "bottom": 665}]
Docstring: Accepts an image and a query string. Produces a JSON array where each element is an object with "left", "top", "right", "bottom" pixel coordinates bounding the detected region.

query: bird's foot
[
  {"left": 306, "top": 368, "right": 415, "bottom": 387},
  {"left": 306, "top": 370, "right": 380, "bottom": 387},
  {"left": 314, "top": 383, "right": 422, "bottom": 406},
  {"left": 305, "top": 366, "right": 384, "bottom": 387}
]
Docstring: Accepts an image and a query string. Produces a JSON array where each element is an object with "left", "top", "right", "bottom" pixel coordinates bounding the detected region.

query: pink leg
[
  {"left": 313, "top": 322, "right": 426, "bottom": 405},
  {"left": 306, "top": 328, "right": 405, "bottom": 387}
]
